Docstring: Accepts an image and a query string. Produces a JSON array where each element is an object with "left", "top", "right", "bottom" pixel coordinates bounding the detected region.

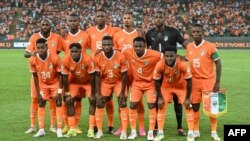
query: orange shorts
[
  {"left": 129, "top": 80, "right": 156, "bottom": 103},
  {"left": 161, "top": 87, "right": 186, "bottom": 104},
  {"left": 40, "top": 82, "right": 59, "bottom": 100},
  {"left": 191, "top": 78, "right": 215, "bottom": 103},
  {"left": 69, "top": 83, "right": 91, "bottom": 98},
  {"left": 101, "top": 81, "right": 127, "bottom": 97},
  {"left": 30, "top": 76, "right": 38, "bottom": 98}
]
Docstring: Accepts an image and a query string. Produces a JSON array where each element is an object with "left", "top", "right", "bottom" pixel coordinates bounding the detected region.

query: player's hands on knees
[
  {"left": 157, "top": 96, "right": 165, "bottom": 109},
  {"left": 89, "top": 94, "right": 96, "bottom": 105},
  {"left": 65, "top": 94, "right": 72, "bottom": 104},
  {"left": 184, "top": 98, "right": 192, "bottom": 110},
  {"left": 118, "top": 94, "right": 127, "bottom": 108},
  {"left": 96, "top": 94, "right": 105, "bottom": 108},
  {"left": 38, "top": 91, "right": 46, "bottom": 107},
  {"left": 55, "top": 94, "right": 62, "bottom": 107}
]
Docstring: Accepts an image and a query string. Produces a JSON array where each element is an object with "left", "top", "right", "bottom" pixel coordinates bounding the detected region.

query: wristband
[{"left": 58, "top": 89, "right": 62, "bottom": 93}]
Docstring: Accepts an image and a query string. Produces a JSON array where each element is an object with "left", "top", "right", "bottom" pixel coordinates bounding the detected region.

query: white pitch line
[{"left": 223, "top": 68, "right": 250, "bottom": 72}]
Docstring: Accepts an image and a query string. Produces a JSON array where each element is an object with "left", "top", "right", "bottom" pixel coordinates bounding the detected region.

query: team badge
[
  {"left": 81, "top": 65, "right": 85, "bottom": 70},
  {"left": 201, "top": 50, "right": 206, "bottom": 56},
  {"left": 49, "top": 63, "right": 53, "bottom": 69},
  {"left": 164, "top": 35, "right": 168, "bottom": 41},
  {"left": 114, "top": 63, "right": 118, "bottom": 69},
  {"left": 78, "top": 38, "right": 82, "bottom": 44},
  {"left": 169, "top": 77, "right": 174, "bottom": 82},
  {"left": 144, "top": 60, "right": 149, "bottom": 65},
  {"left": 51, "top": 42, "right": 55, "bottom": 47}
]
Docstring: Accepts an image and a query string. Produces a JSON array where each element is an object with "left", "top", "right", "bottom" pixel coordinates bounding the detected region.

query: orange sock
[
  {"left": 38, "top": 107, "right": 45, "bottom": 129},
  {"left": 49, "top": 99, "right": 56, "bottom": 127},
  {"left": 194, "top": 111, "right": 200, "bottom": 131},
  {"left": 210, "top": 116, "right": 217, "bottom": 131},
  {"left": 106, "top": 100, "right": 114, "bottom": 127},
  {"left": 129, "top": 109, "right": 137, "bottom": 130},
  {"left": 75, "top": 101, "right": 82, "bottom": 127},
  {"left": 157, "top": 107, "right": 166, "bottom": 130},
  {"left": 68, "top": 116, "right": 76, "bottom": 129},
  {"left": 185, "top": 108, "right": 194, "bottom": 131},
  {"left": 30, "top": 98, "right": 38, "bottom": 128},
  {"left": 149, "top": 108, "right": 157, "bottom": 131},
  {"left": 118, "top": 109, "right": 122, "bottom": 128},
  {"left": 62, "top": 102, "right": 68, "bottom": 127},
  {"left": 95, "top": 108, "right": 104, "bottom": 131},
  {"left": 137, "top": 101, "right": 145, "bottom": 129},
  {"left": 120, "top": 107, "right": 129, "bottom": 132},
  {"left": 89, "top": 115, "right": 96, "bottom": 129},
  {"left": 56, "top": 106, "right": 63, "bottom": 129}
]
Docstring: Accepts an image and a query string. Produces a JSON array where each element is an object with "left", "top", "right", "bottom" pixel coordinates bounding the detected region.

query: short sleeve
[
  {"left": 29, "top": 57, "right": 36, "bottom": 73},
  {"left": 61, "top": 57, "right": 69, "bottom": 75},
  {"left": 153, "top": 60, "right": 164, "bottom": 80},
  {"left": 86, "top": 56, "right": 95, "bottom": 74},
  {"left": 120, "top": 54, "right": 128, "bottom": 73}
]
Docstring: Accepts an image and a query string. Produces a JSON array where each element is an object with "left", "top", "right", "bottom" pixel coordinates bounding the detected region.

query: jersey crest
[{"left": 164, "top": 35, "right": 168, "bottom": 41}]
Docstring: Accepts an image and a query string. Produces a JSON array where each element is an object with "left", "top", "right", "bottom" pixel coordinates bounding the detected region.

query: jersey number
[
  {"left": 75, "top": 72, "right": 81, "bottom": 78},
  {"left": 41, "top": 72, "right": 50, "bottom": 79},
  {"left": 122, "top": 44, "right": 132, "bottom": 51},
  {"left": 108, "top": 70, "right": 114, "bottom": 78},
  {"left": 193, "top": 59, "right": 200, "bottom": 68}
]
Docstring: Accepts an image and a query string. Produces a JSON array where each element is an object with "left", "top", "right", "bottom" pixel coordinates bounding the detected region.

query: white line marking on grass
[{"left": 224, "top": 68, "right": 250, "bottom": 72}]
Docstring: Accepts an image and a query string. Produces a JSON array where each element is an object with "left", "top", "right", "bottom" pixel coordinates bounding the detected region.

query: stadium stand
[{"left": 1, "top": 0, "right": 249, "bottom": 41}]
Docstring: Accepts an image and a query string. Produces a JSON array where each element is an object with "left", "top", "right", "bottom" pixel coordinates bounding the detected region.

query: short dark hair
[
  {"left": 36, "top": 38, "right": 47, "bottom": 44},
  {"left": 41, "top": 18, "right": 53, "bottom": 26},
  {"left": 123, "top": 11, "right": 134, "bottom": 17},
  {"left": 155, "top": 10, "right": 165, "bottom": 17},
  {"left": 163, "top": 46, "right": 177, "bottom": 54},
  {"left": 69, "top": 13, "right": 79, "bottom": 17},
  {"left": 69, "top": 43, "right": 82, "bottom": 49},
  {"left": 96, "top": 8, "right": 106, "bottom": 13},
  {"left": 192, "top": 23, "right": 203, "bottom": 29},
  {"left": 133, "top": 36, "right": 146, "bottom": 43},
  {"left": 102, "top": 35, "right": 113, "bottom": 41}
]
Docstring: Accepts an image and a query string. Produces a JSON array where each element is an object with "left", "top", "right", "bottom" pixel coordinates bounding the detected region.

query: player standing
[
  {"left": 113, "top": 11, "right": 146, "bottom": 136},
  {"left": 153, "top": 47, "right": 193, "bottom": 141},
  {"left": 86, "top": 8, "right": 121, "bottom": 134},
  {"left": 29, "top": 38, "right": 63, "bottom": 138},
  {"left": 94, "top": 36, "right": 129, "bottom": 139},
  {"left": 186, "top": 24, "right": 222, "bottom": 141},
  {"left": 61, "top": 43, "right": 95, "bottom": 138},
  {"left": 146, "top": 10, "right": 188, "bottom": 136},
  {"left": 24, "top": 18, "right": 64, "bottom": 134},
  {"left": 123, "top": 37, "right": 162, "bottom": 140}
]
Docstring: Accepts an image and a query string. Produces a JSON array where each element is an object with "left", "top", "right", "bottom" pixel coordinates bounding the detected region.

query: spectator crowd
[{"left": 0, "top": 0, "right": 249, "bottom": 40}]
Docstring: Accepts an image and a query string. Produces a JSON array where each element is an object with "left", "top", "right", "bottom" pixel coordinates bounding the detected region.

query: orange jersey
[
  {"left": 154, "top": 56, "right": 192, "bottom": 88},
  {"left": 29, "top": 52, "right": 61, "bottom": 85},
  {"left": 123, "top": 48, "right": 162, "bottom": 82},
  {"left": 26, "top": 32, "right": 63, "bottom": 55},
  {"left": 62, "top": 30, "right": 90, "bottom": 55},
  {"left": 86, "top": 25, "right": 120, "bottom": 55},
  {"left": 61, "top": 54, "right": 95, "bottom": 84},
  {"left": 186, "top": 40, "right": 219, "bottom": 79},
  {"left": 94, "top": 50, "right": 128, "bottom": 84},
  {"left": 113, "top": 29, "right": 140, "bottom": 51}
]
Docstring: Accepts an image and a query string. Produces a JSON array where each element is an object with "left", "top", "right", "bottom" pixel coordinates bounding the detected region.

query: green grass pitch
[{"left": 0, "top": 49, "right": 249, "bottom": 141}]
